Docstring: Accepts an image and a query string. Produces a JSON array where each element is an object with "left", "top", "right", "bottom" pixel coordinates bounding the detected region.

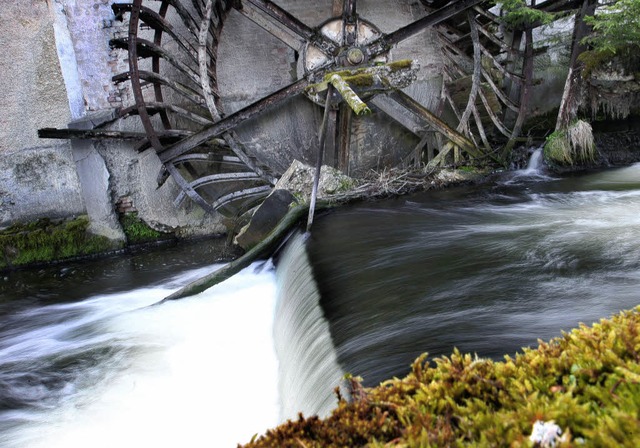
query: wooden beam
[
  {"left": 158, "top": 77, "right": 309, "bottom": 163},
  {"left": 385, "top": 91, "right": 482, "bottom": 158},
  {"left": 368, "top": 0, "right": 484, "bottom": 57},
  {"left": 37, "top": 128, "right": 189, "bottom": 141},
  {"left": 236, "top": 1, "right": 307, "bottom": 51}
]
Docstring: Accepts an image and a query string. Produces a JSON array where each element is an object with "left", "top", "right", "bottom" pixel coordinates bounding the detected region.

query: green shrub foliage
[
  {"left": 580, "top": 0, "right": 640, "bottom": 75},
  {"left": 494, "top": 0, "right": 555, "bottom": 29},
  {"left": 243, "top": 307, "right": 640, "bottom": 447}
]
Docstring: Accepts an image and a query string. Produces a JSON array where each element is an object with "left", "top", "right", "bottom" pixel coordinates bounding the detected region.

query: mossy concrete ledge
[
  {"left": 243, "top": 307, "right": 640, "bottom": 447},
  {"left": 0, "top": 215, "right": 121, "bottom": 271}
]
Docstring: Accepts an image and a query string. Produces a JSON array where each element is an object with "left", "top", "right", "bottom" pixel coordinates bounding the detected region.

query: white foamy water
[{"left": 0, "top": 263, "right": 279, "bottom": 448}]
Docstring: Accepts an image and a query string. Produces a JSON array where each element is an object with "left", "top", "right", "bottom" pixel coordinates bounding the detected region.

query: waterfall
[
  {"left": 504, "top": 147, "right": 552, "bottom": 184},
  {"left": 523, "top": 147, "right": 545, "bottom": 174},
  {"left": 0, "top": 264, "right": 280, "bottom": 447},
  {"left": 273, "top": 232, "right": 344, "bottom": 420}
]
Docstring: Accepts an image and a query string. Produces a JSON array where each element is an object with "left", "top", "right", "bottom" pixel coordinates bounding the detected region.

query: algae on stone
[{"left": 0, "top": 216, "right": 117, "bottom": 270}]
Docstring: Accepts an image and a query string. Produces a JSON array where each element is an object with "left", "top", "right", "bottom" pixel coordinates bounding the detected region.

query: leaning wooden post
[
  {"left": 159, "top": 203, "right": 324, "bottom": 303},
  {"left": 307, "top": 74, "right": 373, "bottom": 231},
  {"left": 307, "top": 84, "right": 335, "bottom": 231}
]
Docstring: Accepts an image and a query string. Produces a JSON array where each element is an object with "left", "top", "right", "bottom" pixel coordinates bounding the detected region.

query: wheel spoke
[
  {"left": 235, "top": 0, "right": 307, "bottom": 51},
  {"left": 372, "top": 92, "right": 481, "bottom": 158},
  {"left": 336, "top": 103, "right": 352, "bottom": 173},
  {"left": 342, "top": 0, "right": 357, "bottom": 46},
  {"left": 367, "top": 0, "right": 484, "bottom": 57},
  {"left": 236, "top": 0, "right": 339, "bottom": 55},
  {"left": 158, "top": 77, "right": 310, "bottom": 163}
]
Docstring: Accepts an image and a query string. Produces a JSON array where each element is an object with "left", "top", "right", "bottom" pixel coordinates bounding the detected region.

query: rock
[
  {"left": 274, "top": 160, "right": 355, "bottom": 202},
  {"left": 234, "top": 160, "right": 355, "bottom": 250},
  {"left": 234, "top": 189, "right": 297, "bottom": 250}
]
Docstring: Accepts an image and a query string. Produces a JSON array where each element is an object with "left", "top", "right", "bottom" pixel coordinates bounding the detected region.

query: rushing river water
[
  {"left": 308, "top": 160, "right": 640, "bottom": 386},
  {"left": 1, "top": 160, "right": 639, "bottom": 446},
  {"left": 0, "top": 243, "right": 279, "bottom": 447}
]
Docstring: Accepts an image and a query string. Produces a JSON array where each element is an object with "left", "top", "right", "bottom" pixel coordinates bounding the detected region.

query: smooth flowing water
[
  {"left": 1, "top": 161, "right": 639, "bottom": 446},
  {"left": 0, "top": 243, "right": 279, "bottom": 447},
  {"left": 307, "top": 162, "right": 640, "bottom": 386}
]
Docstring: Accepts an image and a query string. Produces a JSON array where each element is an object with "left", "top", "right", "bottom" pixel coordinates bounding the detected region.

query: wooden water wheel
[{"left": 41, "top": 0, "right": 581, "bottom": 217}]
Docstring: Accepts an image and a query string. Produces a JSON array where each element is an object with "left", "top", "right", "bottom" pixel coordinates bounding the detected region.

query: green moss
[
  {"left": 578, "top": 48, "right": 617, "bottom": 78},
  {"left": 0, "top": 216, "right": 117, "bottom": 270},
  {"left": 242, "top": 307, "right": 640, "bottom": 447},
  {"left": 386, "top": 59, "right": 413, "bottom": 72},
  {"left": 544, "top": 129, "right": 573, "bottom": 165},
  {"left": 456, "top": 165, "right": 478, "bottom": 173},
  {"left": 545, "top": 120, "right": 596, "bottom": 166},
  {"left": 341, "top": 73, "right": 375, "bottom": 88},
  {"left": 119, "top": 212, "right": 165, "bottom": 244}
]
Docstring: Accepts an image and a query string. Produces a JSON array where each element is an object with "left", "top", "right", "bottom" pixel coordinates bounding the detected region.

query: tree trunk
[{"left": 555, "top": 0, "right": 598, "bottom": 131}]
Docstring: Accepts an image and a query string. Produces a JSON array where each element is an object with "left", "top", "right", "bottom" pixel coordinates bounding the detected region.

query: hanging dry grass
[
  {"left": 545, "top": 120, "right": 596, "bottom": 165},
  {"left": 568, "top": 119, "right": 596, "bottom": 163}
]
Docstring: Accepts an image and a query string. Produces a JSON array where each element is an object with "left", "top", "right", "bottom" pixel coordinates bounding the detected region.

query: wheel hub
[
  {"left": 302, "top": 17, "right": 388, "bottom": 104},
  {"left": 346, "top": 47, "right": 365, "bottom": 65}
]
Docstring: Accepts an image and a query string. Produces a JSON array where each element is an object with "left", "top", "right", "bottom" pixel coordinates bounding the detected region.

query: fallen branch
[{"left": 157, "top": 203, "right": 318, "bottom": 303}]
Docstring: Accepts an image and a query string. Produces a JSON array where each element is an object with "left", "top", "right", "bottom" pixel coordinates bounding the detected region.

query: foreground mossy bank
[{"left": 242, "top": 308, "right": 640, "bottom": 447}]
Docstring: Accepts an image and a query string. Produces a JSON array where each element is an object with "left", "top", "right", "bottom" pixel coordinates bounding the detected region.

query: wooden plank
[
  {"left": 457, "top": 11, "right": 482, "bottom": 134},
  {"left": 113, "top": 70, "right": 206, "bottom": 106},
  {"left": 224, "top": 132, "right": 278, "bottom": 185},
  {"left": 342, "top": 0, "right": 357, "bottom": 46},
  {"left": 371, "top": 95, "right": 426, "bottom": 137},
  {"left": 479, "top": 88, "right": 512, "bottom": 138},
  {"left": 240, "top": 0, "right": 338, "bottom": 56},
  {"left": 505, "top": 28, "right": 536, "bottom": 154},
  {"left": 325, "top": 108, "right": 338, "bottom": 167},
  {"left": 37, "top": 128, "right": 189, "bottom": 141},
  {"left": 479, "top": 44, "right": 524, "bottom": 84},
  {"left": 236, "top": 2, "right": 307, "bottom": 51},
  {"left": 426, "top": 141, "right": 454, "bottom": 169},
  {"left": 337, "top": 104, "right": 352, "bottom": 174},
  {"left": 210, "top": 186, "right": 272, "bottom": 210},
  {"left": 368, "top": 0, "right": 484, "bottom": 57},
  {"left": 174, "top": 172, "right": 264, "bottom": 206},
  {"left": 386, "top": 92, "right": 482, "bottom": 158},
  {"left": 110, "top": 37, "right": 201, "bottom": 87},
  {"left": 112, "top": 3, "right": 198, "bottom": 63},
  {"left": 308, "top": 85, "right": 335, "bottom": 231},
  {"left": 158, "top": 77, "right": 309, "bottom": 163}
]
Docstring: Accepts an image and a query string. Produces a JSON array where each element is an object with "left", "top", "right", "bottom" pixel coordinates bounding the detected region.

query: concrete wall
[
  {"left": 0, "top": 1, "right": 85, "bottom": 227},
  {"left": 0, "top": 0, "right": 225, "bottom": 241}
]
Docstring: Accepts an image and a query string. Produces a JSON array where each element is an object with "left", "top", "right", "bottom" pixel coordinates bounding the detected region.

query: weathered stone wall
[
  {"left": 0, "top": 0, "right": 226, "bottom": 243},
  {"left": 0, "top": 1, "right": 85, "bottom": 228},
  {"left": 0, "top": 1, "right": 72, "bottom": 152}
]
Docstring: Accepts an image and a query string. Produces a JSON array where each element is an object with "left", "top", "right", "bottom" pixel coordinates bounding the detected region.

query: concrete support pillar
[{"left": 69, "top": 113, "right": 126, "bottom": 242}]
